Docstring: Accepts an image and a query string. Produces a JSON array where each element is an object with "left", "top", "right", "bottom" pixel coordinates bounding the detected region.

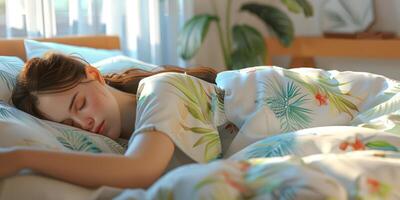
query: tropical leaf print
[
  {"left": 0, "top": 70, "right": 16, "bottom": 91},
  {"left": 211, "top": 86, "right": 225, "bottom": 114},
  {"left": 366, "top": 141, "right": 399, "bottom": 152},
  {"left": 102, "top": 137, "right": 125, "bottom": 154},
  {"left": 257, "top": 78, "right": 312, "bottom": 132},
  {"left": 0, "top": 103, "right": 43, "bottom": 125},
  {"left": 163, "top": 74, "right": 221, "bottom": 162},
  {"left": 181, "top": 124, "right": 222, "bottom": 161},
  {"left": 354, "top": 94, "right": 400, "bottom": 124},
  {"left": 18, "top": 139, "right": 62, "bottom": 150},
  {"left": 157, "top": 188, "right": 174, "bottom": 200},
  {"left": 0, "top": 105, "right": 14, "bottom": 119},
  {"left": 245, "top": 162, "right": 291, "bottom": 196},
  {"left": 356, "top": 177, "right": 392, "bottom": 199},
  {"left": 56, "top": 129, "right": 102, "bottom": 153},
  {"left": 282, "top": 69, "right": 359, "bottom": 119},
  {"left": 164, "top": 75, "right": 212, "bottom": 122},
  {"left": 338, "top": 134, "right": 399, "bottom": 152},
  {"left": 384, "top": 81, "right": 400, "bottom": 96},
  {"left": 0, "top": 59, "right": 23, "bottom": 73},
  {"left": 195, "top": 171, "right": 252, "bottom": 198},
  {"left": 245, "top": 133, "right": 296, "bottom": 158}
]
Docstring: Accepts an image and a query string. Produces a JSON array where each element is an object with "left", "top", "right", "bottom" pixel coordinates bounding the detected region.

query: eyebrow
[{"left": 69, "top": 91, "right": 79, "bottom": 112}]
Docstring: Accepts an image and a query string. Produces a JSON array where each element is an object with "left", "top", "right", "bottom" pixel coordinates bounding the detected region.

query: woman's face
[{"left": 35, "top": 66, "right": 122, "bottom": 140}]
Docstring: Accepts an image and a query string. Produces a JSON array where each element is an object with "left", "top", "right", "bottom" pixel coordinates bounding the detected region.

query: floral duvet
[
  {"left": 105, "top": 66, "right": 400, "bottom": 200},
  {"left": 111, "top": 126, "right": 400, "bottom": 200}
]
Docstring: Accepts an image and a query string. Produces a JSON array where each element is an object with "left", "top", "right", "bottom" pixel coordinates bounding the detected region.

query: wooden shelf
[{"left": 266, "top": 37, "right": 400, "bottom": 67}]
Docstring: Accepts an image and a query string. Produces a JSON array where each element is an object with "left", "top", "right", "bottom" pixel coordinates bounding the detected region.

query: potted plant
[{"left": 178, "top": 0, "right": 313, "bottom": 70}]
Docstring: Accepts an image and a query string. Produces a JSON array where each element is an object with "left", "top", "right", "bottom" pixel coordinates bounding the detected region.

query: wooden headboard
[
  {"left": 0, "top": 35, "right": 121, "bottom": 61},
  {"left": 266, "top": 37, "right": 400, "bottom": 67}
]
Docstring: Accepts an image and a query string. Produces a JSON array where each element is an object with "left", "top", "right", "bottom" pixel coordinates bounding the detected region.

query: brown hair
[{"left": 12, "top": 52, "right": 217, "bottom": 119}]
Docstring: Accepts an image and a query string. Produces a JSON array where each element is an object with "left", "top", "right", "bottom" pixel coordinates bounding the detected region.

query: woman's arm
[{"left": 5, "top": 131, "right": 174, "bottom": 189}]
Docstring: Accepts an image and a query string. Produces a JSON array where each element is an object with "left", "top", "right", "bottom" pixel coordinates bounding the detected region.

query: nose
[{"left": 73, "top": 116, "right": 95, "bottom": 132}]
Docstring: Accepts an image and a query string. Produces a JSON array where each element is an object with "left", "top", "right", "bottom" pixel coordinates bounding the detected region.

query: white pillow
[
  {"left": 93, "top": 55, "right": 159, "bottom": 75},
  {"left": 24, "top": 39, "right": 124, "bottom": 63},
  {"left": 0, "top": 102, "right": 126, "bottom": 154},
  {"left": 0, "top": 174, "right": 95, "bottom": 200},
  {"left": 0, "top": 55, "right": 146, "bottom": 153},
  {"left": 0, "top": 56, "right": 24, "bottom": 104}
]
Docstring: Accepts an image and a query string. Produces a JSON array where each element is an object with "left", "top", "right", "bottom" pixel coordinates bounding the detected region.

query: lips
[{"left": 95, "top": 120, "right": 105, "bottom": 135}]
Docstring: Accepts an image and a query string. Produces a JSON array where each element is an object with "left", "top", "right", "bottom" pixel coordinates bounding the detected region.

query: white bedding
[{"left": 1, "top": 65, "right": 400, "bottom": 200}]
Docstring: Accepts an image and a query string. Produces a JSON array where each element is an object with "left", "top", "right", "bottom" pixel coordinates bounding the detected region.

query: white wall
[{"left": 191, "top": 0, "right": 400, "bottom": 80}]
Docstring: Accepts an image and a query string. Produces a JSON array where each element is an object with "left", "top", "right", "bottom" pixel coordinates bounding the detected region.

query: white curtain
[{"left": 0, "top": 0, "right": 193, "bottom": 66}]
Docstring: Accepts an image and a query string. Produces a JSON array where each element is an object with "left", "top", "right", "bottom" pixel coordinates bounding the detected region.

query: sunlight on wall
[{"left": 148, "top": 0, "right": 161, "bottom": 64}]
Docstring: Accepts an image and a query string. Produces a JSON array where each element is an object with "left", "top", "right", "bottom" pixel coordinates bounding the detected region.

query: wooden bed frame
[
  {"left": 266, "top": 37, "right": 400, "bottom": 68},
  {"left": 1, "top": 35, "right": 399, "bottom": 68},
  {"left": 0, "top": 35, "right": 121, "bottom": 61}
]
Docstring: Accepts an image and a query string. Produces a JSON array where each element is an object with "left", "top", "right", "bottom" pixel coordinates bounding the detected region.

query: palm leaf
[
  {"left": 195, "top": 177, "right": 219, "bottom": 191},
  {"left": 366, "top": 140, "right": 398, "bottom": 152},
  {"left": 0, "top": 70, "right": 16, "bottom": 91},
  {"left": 165, "top": 75, "right": 222, "bottom": 161},
  {"left": 204, "top": 137, "right": 222, "bottom": 161},
  {"left": 165, "top": 75, "right": 213, "bottom": 123},
  {"left": 184, "top": 104, "right": 206, "bottom": 122},
  {"left": 246, "top": 133, "right": 296, "bottom": 158},
  {"left": 259, "top": 78, "right": 312, "bottom": 132},
  {"left": 0, "top": 59, "right": 22, "bottom": 74},
  {"left": 189, "top": 78, "right": 212, "bottom": 121},
  {"left": 157, "top": 188, "right": 174, "bottom": 200},
  {"left": 182, "top": 126, "right": 215, "bottom": 134},
  {"left": 56, "top": 129, "right": 102, "bottom": 153},
  {"left": 283, "top": 69, "right": 359, "bottom": 118},
  {"left": 215, "top": 87, "right": 225, "bottom": 112},
  {"left": 353, "top": 94, "right": 400, "bottom": 123},
  {"left": 102, "top": 137, "right": 125, "bottom": 154},
  {"left": 182, "top": 124, "right": 221, "bottom": 161},
  {"left": 193, "top": 133, "right": 218, "bottom": 147},
  {"left": 0, "top": 103, "right": 42, "bottom": 125},
  {"left": 0, "top": 106, "right": 14, "bottom": 120}
]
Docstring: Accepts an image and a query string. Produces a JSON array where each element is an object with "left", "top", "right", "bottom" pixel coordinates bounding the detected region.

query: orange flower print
[
  {"left": 221, "top": 172, "right": 249, "bottom": 194},
  {"left": 315, "top": 92, "right": 328, "bottom": 106},
  {"left": 353, "top": 137, "right": 366, "bottom": 150},
  {"left": 237, "top": 161, "right": 251, "bottom": 172},
  {"left": 367, "top": 178, "right": 380, "bottom": 193},
  {"left": 339, "top": 136, "right": 365, "bottom": 151},
  {"left": 366, "top": 178, "right": 391, "bottom": 197},
  {"left": 339, "top": 142, "right": 349, "bottom": 151}
]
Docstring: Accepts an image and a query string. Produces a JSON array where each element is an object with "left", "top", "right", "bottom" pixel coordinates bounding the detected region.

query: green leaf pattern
[
  {"left": 0, "top": 70, "right": 16, "bottom": 92},
  {"left": 257, "top": 77, "right": 312, "bottom": 132},
  {"left": 282, "top": 69, "right": 359, "bottom": 119},
  {"left": 245, "top": 132, "right": 296, "bottom": 158},
  {"left": 55, "top": 128, "right": 102, "bottom": 153},
  {"left": 163, "top": 74, "right": 222, "bottom": 162},
  {"left": 366, "top": 140, "right": 399, "bottom": 152}
]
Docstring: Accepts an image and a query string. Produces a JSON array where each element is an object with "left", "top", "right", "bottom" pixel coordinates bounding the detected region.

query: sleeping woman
[{"left": 0, "top": 52, "right": 398, "bottom": 189}]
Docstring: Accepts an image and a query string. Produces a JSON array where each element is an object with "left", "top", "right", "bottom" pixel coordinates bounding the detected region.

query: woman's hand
[{"left": 0, "top": 147, "right": 24, "bottom": 179}]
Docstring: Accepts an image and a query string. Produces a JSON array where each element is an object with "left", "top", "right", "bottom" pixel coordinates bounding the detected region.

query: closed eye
[
  {"left": 79, "top": 98, "right": 86, "bottom": 110},
  {"left": 62, "top": 119, "right": 73, "bottom": 126}
]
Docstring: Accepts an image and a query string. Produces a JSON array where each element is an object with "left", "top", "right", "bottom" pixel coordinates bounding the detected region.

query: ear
[{"left": 84, "top": 65, "right": 106, "bottom": 85}]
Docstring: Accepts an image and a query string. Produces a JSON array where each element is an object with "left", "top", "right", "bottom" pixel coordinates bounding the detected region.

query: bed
[
  {"left": 1, "top": 35, "right": 400, "bottom": 200},
  {"left": 0, "top": 35, "right": 131, "bottom": 200}
]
